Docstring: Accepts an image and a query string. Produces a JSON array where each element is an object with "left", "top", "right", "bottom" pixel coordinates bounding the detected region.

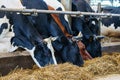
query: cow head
[{"left": 59, "top": 41, "right": 84, "bottom": 66}]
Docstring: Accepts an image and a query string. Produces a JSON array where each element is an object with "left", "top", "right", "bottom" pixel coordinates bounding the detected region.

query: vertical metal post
[
  {"left": 97, "top": 3, "right": 101, "bottom": 35},
  {"left": 61, "top": 0, "right": 72, "bottom": 25}
]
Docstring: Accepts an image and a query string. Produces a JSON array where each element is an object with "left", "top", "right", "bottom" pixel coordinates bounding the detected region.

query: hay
[
  {"left": 0, "top": 63, "right": 92, "bottom": 80},
  {"left": 84, "top": 53, "right": 120, "bottom": 76},
  {"left": 0, "top": 52, "right": 120, "bottom": 80}
]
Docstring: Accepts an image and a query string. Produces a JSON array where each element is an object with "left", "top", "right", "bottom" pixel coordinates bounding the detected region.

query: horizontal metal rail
[{"left": 0, "top": 8, "right": 120, "bottom": 17}]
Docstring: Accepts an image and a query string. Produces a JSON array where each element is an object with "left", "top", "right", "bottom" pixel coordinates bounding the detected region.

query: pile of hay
[
  {"left": 0, "top": 52, "right": 120, "bottom": 80},
  {"left": 84, "top": 52, "right": 120, "bottom": 76},
  {"left": 0, "top": 63, "right": 92, "bottom": 80}
]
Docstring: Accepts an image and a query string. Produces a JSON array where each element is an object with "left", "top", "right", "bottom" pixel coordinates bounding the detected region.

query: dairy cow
[
  {"left": 27, "top": 0, "right": 84, "bottom": 66},
  {"left": 0, "top": 0, "right": 84, "bottom": 67},
  {"left": 0, "top": 0, "right": 61, "bottom": 67},
  {"left": 44, "top": 0, "right": 92, "bottom": 60},
  {"left": 101, "top": 6, "right": 120, "bottom": 38},
  {"left": 71, "top": 0, "right": 102, "bottom": 58}
]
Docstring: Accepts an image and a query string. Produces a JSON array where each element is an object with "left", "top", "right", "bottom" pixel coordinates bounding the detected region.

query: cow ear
[
  {"left": 77, "top": 32, "right": 83, "bottom": 38},
  {"left": 51, "top": 36, "right": 58, "bottom": 41}
]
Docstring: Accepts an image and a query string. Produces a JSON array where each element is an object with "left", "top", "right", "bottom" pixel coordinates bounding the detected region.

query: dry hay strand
[
  {"left": 0, "top": 63, "right": 92, "bottom": 80},
  {"left": 0, "top": 52, "right": 120, "bottom": 80},
  {"left": 84, "top": 52, "right": 120, "bottom": 76}
]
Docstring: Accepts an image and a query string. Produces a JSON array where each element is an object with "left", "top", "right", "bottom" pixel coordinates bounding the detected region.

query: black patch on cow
[
  {"left": 34, "top": 44, "right": 54, "bottom": 67},
  {"left": 0, "top": 12, "right": 6, "bottom": 18},
  {"left": 1, "top": 5, "right": 6, "bottom": 8},
  {"left": 59, "top": 42, "right": 84, "bottom": 66},
  {"left": 0, "top": 23, "right": 8, "bottom": 34},
  {"left": 11, "top": 36, "right": 34, "bottom": 50},
  {"left": 0, "top": 5, "right": 6, "bottom": 18},
  {"left": 72, "top": 0, "right": 94, "bottom": 12},
  {"left": 101, "top": 6, "right": 120, "bottom": 28}
]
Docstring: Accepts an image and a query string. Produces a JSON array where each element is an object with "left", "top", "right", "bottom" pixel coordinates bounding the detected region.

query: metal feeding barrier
[
  {"left": 0, "top": 6, "right": 119, "bottom": 37},
  {"left": 0, "top": 8, "right": 120, "bottom": 17}
]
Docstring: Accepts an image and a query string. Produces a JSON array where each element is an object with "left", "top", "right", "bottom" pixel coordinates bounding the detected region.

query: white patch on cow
[
  {"left": 0, "top": 31, "right": 15, "bottom": 53},
  {"left": 72, "top": 32, "right": 83, "bottom": 41},
  {"left": 25, "top": 47, "right": 42, "bottom": 68},
  {"left": 0, "top": 20, "right": 15, "bottom": 53},
  {"left": 9, "top": 42, "right": 18, "bottom": 52},
  {"left": 92, "top": 21, "right": 96, "bottom": 25},
  {"left": 43, "top": 0, "right": 69, "bottom": 22},
  {"left": 0, "top": 0, "right": 25, "bottom": 9},
  {"left": 101, "top": 23, "right": 120, "bottom": 37},
  {"left": 43, "top": 36, "right": 58, "bottom": 65},
  {"left": 77, "top": 32, "right": 83, "bottom": 38},
  {"left": 101, "top": 23, "right": 120, "bottom": 43},
  {"left": 9, "top": 42, "right": 42, "bottom": 67},
  {"left": 0, "top": 37, "right": 11, "bottom": 53},
  {"left": 0, "top": 0, "right": 23, "bottom": 53}
]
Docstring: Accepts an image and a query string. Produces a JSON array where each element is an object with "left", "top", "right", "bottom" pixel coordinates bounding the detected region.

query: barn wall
[{"left": 0, "top": 52, "right": 35, "bottom": 76}]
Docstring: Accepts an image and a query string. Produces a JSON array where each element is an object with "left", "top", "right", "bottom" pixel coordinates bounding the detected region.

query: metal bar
[
  {"left": 0, "top": 8, "right": 120, "bottom": 17},
  {"left": 97, "top": 3, "right": 102, "bottom": 35}
]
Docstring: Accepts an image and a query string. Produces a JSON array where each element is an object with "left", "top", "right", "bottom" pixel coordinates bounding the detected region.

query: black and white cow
[
  {"left": 71, "top": 0, "right": 102, "bottom": 58},
  {"left": 0, "top": 0, "right": 84, "bottom": 67},
  {"left": 28, "top": 0, "right": 84, "bottom": 66},
  {"left": 101, "top": 6, "right": 120, "bottom": 38},
  {"left": 0, "top": 0, "right": 61, "bottom": 67},
  {"left": 44, "top": 0, "right": 92, "bottom": 60}
]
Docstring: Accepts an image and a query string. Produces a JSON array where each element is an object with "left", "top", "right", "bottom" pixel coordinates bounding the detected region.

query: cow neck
[
  {"left": 47, "top": 5, "right": 92, "bottom": 60},
  {"left": 47, "top": 5, "right": 72, "bottom": 38}
]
